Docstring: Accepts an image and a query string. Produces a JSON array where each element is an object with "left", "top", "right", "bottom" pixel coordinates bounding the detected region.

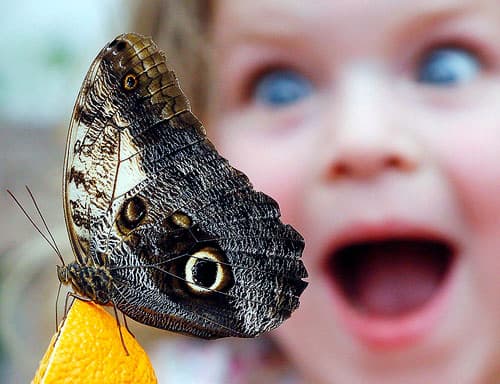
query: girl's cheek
[
  {"left": 416, "top": 109, "right": 500, "bottom": 299},
  {"left": 426, "top": 116, "right": 500, "bottom": 228}
]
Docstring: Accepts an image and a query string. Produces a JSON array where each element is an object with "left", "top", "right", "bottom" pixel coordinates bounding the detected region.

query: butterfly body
[
  {"left": 57, "top": 263, "right": 113, "bottom": 305},
  {"left": 61, "top": 33, "right": 307, "bottom": 339}
]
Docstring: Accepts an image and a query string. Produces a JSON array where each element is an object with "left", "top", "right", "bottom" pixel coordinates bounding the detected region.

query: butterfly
[{"left": 58, "top": 32, "right": 307, "bottom": 339}]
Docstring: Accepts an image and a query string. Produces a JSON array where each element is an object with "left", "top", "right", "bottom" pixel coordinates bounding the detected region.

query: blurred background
[
  {"left": 0, "top": 1, "right": 153, "bottom": 382},
  {"left": 1, "top": 0, "right": 129, "bottom": 243}
]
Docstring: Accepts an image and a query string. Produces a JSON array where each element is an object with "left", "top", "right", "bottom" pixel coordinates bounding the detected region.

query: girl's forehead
[{"left": 214, "top": 0, "right": 499, "bottom": 40}]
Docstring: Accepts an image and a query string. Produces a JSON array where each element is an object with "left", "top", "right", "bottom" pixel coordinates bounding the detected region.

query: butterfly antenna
[
  {"left": 6, "top": 188, "right": 65, "bottom": 265},
  {"left": 25, "top": 185, "right": 63, "bottom": 259}
]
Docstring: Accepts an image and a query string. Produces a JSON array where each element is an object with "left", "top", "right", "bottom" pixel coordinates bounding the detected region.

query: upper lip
[{"left": 320, "top": 218, "right": 459, "bottom": 267}]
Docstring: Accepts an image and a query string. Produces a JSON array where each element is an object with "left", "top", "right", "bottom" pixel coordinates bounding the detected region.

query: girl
[{"left": 136, "top": 0, "right": 500, "bottom": 383}]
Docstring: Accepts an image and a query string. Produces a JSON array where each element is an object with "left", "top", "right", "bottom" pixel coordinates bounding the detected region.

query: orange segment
[{"left": 32, "top": 300, "right": 157, "bottom": 384}]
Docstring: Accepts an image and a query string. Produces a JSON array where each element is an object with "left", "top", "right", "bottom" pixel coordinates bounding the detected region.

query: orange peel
[{"left": 32, "top": 299, "right": 157, "bottom": 384}]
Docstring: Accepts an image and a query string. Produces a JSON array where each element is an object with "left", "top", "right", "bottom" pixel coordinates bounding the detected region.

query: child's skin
[{"left": 207, "top": 0, "right": 500, "bottom": 383}]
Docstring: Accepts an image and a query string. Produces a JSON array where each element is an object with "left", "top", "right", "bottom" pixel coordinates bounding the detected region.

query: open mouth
[{"left": 328, "top": 238, "right": 456, "bottom": 318}]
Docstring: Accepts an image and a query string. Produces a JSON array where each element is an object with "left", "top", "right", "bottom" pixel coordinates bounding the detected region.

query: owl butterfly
[{"left": 59, "top": 33, "right": 307, "bottom": 339}]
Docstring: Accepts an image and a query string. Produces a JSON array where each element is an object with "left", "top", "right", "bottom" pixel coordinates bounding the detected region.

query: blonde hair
[{"left": 131, "top": 0, "right": 213, "bottom": 116}]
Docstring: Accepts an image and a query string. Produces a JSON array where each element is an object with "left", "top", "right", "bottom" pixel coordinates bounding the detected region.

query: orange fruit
[{"left": 32, "top": 299, "right": 157, "bottom": 384}]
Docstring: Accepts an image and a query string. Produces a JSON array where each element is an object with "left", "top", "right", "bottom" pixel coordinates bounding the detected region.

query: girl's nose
[
  {"left": 327, "top": 143, "right": 416, "bottom": 179},
  {"left": 322, "top": 67, "right": 420, "bottom": 181}
]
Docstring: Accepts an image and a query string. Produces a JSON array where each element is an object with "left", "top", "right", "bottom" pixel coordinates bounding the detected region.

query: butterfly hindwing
[{"left": 63, "top": 33, "right": 307, "bottom": 338}]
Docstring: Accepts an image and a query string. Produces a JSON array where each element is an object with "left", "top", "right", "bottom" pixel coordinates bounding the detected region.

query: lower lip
[{"left": 326, "top": 257, "right": 458, "bottom": 349}]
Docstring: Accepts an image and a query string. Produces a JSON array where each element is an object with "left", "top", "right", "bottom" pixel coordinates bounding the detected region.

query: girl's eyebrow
[
  {"left": 387, "top": 2, "right": 500, "bottom": 54},
  {"left": 392, "top": 5, "right": 477, "bottom": 39},
  {"left": 225, "top": 19, "right": 303, "bottom": 47}
]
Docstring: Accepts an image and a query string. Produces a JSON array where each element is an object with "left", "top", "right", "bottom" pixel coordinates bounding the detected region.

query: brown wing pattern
[{"left": 63, "top": 33, "right": 307, "bottom": 338}]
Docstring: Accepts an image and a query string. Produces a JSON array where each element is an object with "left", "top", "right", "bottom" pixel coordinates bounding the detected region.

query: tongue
[{"left": 353, "top": 241, "right": 448, "bottom": 316}]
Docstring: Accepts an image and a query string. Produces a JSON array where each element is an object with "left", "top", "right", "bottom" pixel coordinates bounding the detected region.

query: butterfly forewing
[{"left": 62, "top": 33, "right": 307, "bottom": 338}]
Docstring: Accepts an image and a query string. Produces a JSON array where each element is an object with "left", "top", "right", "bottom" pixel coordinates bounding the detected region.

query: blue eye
[
  {"left": 417, "top": 47, "right": 480, "bottom": 85},
  {"left": 253, "top": 69, "right": 313, "bottom": 106}
]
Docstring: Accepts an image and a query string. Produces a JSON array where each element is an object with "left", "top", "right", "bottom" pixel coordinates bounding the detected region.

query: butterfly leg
[
  {"left": 112, "top": 302, "right": 130, "bottom": 356},
  {"left": 64, "top": 291, "right": 92, "bottom": 317},
  {"left": 122, "top": 312, "right": 136, "bottom": 339},
  {"left": 51, "top": 292, "right": 93, "bottom": 348},
  {"left": 55, "top": 281, "right": 63, "bottom": 331}
]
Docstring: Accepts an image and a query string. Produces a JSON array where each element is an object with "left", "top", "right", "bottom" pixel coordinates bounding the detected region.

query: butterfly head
[{"left": 56, "top": 264, "right": 70, "bottom": 285}]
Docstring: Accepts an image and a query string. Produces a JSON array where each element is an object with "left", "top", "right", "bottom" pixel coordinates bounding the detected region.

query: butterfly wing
[
  {"left": 64, "top": 33, "right": 307, "bottom": 338},
  {"left": 62, "top": 41, "right": 136, "bottom": 265}
]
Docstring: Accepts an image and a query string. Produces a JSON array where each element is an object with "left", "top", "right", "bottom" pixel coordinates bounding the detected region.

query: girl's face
[{"left": 209, "top": 0, "right": 500, "bottom": 382}]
